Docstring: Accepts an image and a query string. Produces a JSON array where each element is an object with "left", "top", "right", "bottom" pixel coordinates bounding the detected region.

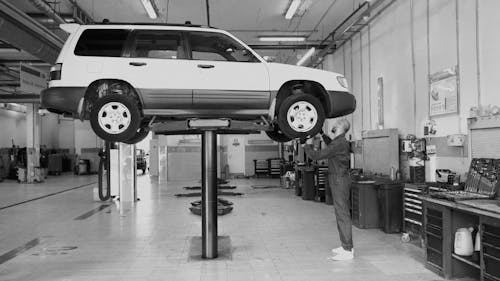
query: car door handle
[
  {"left": 129, "top": 62, "right": 147, "bottom": 66},
  {"left": 197, "top": 64, "right": 214, "bottom": 69}
]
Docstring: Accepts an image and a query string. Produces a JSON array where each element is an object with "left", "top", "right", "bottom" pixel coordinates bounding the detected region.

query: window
[
  {"left": 74, "top": 29, "right": 129, "bottom": 57},
  {"left": 189, "top": 32, "right": 259, "bottom": 62},
  {"left": 132, "top": 30, "right": 185, "bottom": 59}
]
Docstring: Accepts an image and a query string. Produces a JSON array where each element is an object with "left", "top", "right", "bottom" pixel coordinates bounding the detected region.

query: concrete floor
[{"left": 0, "top": 174, "right": 444, "bottom": 281}]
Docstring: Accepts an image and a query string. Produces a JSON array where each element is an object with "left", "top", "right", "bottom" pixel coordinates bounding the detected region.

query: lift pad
[{"left": 152, "top": 119, "right": 269, "bottom": 135}]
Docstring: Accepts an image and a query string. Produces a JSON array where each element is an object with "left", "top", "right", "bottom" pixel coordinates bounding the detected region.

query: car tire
[
  {"left": 277, "top": 93, "right": 325, "bottom": 140},
  {"left": 265, "top": 127, "right": 292, "bottom": 143},
  {"left": 123, "top": 127, "right": 150, "bottom": 144},
  {"left": 90, "top": 94, "right": 141, "bottom": 142}
]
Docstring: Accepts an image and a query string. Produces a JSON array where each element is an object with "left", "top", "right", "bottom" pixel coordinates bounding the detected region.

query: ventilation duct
[{"left": 0, "top": 0, "right": 64, "bottom": 64}]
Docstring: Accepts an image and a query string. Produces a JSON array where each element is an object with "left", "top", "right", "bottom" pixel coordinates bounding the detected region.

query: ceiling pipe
[
  {"left": 306, "top": 0, "right": 395, "bottom": 67},
  {"left": 27, "top": 0, "right": 66, "bottom": 25}
]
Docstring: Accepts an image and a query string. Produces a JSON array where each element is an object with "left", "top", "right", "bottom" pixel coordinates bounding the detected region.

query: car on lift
[{"left": 41, "top": 22, "right": 356, "bottom": 144}]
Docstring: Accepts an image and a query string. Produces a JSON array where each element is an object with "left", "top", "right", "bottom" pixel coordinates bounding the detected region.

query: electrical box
[
  {"left": 426, "top": 145, "right": 437, "bottom": 154},
  {"left": 447, "top": 134, "right": 465, "bottom": 147}
]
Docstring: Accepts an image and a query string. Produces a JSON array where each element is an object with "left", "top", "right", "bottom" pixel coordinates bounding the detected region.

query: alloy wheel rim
[
  {"left": 97, "top": 102, "right": 131, "bottom": 134},
  {"left": 286, "top": 101, "right": 318, "bottom": 132}
]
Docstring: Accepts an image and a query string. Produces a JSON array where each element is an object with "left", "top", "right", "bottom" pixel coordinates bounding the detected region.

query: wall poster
[{"left": 429, "top": 66, "right": 459, "bottom": 116}]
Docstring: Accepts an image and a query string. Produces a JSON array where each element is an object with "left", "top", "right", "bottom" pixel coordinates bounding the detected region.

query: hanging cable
[{"left": 98, "top": 142, "right": 111, "bottom": 201}]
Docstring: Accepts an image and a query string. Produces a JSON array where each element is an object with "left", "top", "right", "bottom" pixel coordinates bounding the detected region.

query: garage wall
[
  {"left": 323, "top": 0, "right": 499, "bottom": 175},
  {"left": 0, "top": 109, "right": 26, "bottom": 147}
]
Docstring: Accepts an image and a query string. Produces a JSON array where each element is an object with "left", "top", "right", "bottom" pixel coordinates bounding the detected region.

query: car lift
[{"left": 153, "top": 119, "right": 268, "bottom": 259}]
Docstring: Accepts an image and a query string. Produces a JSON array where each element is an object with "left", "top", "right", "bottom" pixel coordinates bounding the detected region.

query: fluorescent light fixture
[
  {"left": 285, "top": 0, "right": 302, "bottom": 19},
  {"left": 258, "top": 36, "right": 306, "bottom": 42},
  {"left": 140, "top": 0, "right": 158, "bottom": 19},
  {"left": 296, "top": 47, "right": 316, "bottom": 66}
]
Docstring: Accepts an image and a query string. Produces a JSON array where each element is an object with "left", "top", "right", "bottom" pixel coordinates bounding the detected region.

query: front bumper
[
  {"left": 327, "top": 90, "right": 356, "bottom": 118},
  {"left": 41, "top": 87, "right": 86, "bottom": 115}
]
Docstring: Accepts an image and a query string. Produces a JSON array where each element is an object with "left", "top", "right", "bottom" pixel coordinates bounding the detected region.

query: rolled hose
[{"left": 98, "top": 152, "right": 111, "bottom": 201}]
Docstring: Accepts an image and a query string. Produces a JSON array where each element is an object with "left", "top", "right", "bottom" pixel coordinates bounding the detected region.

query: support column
[
  {"left": 26, "top": 104, "right": 40, "bottom": 183},
  {"left": 201, "top": 130, "right": 218, "bottom": 258}
]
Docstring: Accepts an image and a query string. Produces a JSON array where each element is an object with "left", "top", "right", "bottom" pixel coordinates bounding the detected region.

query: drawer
[
  {"left": 484, "top": 273, "right": 500, "bottom": 281},
  {"left": 427, "top": 215, "right": 442, "bottom": 228},
  {"left": 427, "top": 208, "right": 442, "bottom": 218},
  {"left": 484, "top": 254, "right": 500, "bottom": 278},
  {"left": 484, "top": 231, "right": 500, "bottom": 248},
  {"left": 426, "top": 224, "right": 442, "bottom": 238},
  {"left": 426, "top": 234, "right": 442, "bottom": 251},
  {"left": 427, "top": 248, "right": 443, "bottom": 268},
  {"left": 484, "top": 244, "right": 500, "bottom": 259},
  {"left": 405, "top": 210, "right": 422, "bottom": 223}
]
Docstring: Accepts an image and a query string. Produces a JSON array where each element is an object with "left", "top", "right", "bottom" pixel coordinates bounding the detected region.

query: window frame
[
  {"left": 186, "top": 31, "right": 261, "bottom": 63},
  {"left": 126, "top": 29, "right": 189, "bottom": 60},
  {"left": 74, "top": 28, "right": 131, "bottom": 57}
]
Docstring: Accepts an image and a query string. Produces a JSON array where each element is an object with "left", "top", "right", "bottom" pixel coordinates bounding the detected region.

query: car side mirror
[{"left": 263, "top": 56, "right": 276, "bottom": 63}]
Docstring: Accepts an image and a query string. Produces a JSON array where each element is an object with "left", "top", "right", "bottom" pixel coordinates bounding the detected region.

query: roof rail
[{"left": 95, "top": 19, "right": 207, "bottom": 28}]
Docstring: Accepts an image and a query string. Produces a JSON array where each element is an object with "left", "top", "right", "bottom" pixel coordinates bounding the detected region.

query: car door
[
  {"left": 187, "top": 31, "right": 270, "bottom": 111},
  {"left": 123, "top": 29, "right": 192, "bottom": 110}
]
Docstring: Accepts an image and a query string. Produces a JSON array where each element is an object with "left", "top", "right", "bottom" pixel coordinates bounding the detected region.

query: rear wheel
[
  {"left": 90, "top": 94, "right": 141, "bottom": 142},
  {"left": 265, "top": 127, "right": 292, "bottom": 143},
  {"left": 277, "top": 93, "right": 325, "bottom": 140}
]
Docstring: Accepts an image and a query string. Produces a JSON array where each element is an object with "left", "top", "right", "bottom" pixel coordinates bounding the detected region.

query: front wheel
[
  {"left": 123, "top": 127, "right": 150, "bottom": 144},
  {"left": 277, "top": 93, "right": 325, "bottom": 140},
  {"left": 90, "top": 94, "right": 141, "bottom": 142}
]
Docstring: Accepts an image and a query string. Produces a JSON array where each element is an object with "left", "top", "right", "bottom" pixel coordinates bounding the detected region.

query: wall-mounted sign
[{"left": 429, "top": 66, "right": 458, "bottom": 117}]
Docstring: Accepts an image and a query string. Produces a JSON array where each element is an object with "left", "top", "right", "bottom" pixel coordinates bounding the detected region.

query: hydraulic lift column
[{"left": 201, "top": 130, "right": 218, "bottom": 258}]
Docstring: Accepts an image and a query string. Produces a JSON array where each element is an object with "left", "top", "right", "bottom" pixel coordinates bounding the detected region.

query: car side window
[
  {"left": 131, "top": 30, "right": 185, "bottom": 59},
  {"left": 189, "top": 32, "right": 259, "bottom": 62},
  {"left": 75, "top": 29, "right": 129, "bottom": 57}
]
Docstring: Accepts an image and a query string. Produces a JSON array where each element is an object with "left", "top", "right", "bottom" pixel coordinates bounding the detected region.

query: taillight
[{"left": 49, "top": 63, "right": 62, "bottom": 80}]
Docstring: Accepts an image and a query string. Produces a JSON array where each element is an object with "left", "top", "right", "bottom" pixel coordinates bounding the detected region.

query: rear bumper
[
  {"left": 41, "top": 87, "right": 85, "bottom": 115},
  {"left": 327, "top": 90, "right": 356, "bottom": 118}
]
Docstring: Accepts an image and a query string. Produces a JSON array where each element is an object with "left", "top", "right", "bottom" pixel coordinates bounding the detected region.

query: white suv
[{"left": 42, "top": 22, "right": 356, "bottom": 143}]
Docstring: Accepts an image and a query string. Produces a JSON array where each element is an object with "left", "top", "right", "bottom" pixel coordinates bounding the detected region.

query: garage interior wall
[
  {"left": 0, "top": 109, "right": 100, "bottom": 155},
  {"left": 323, "top": 0, "right": 500, "bottom": 176}
]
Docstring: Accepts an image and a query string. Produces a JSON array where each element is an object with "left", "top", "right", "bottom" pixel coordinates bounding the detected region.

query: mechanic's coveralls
[{"left": 304, "top": 133, "right": 353, "bottom": 250}]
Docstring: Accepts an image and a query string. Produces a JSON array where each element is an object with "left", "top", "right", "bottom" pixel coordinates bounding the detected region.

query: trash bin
[
  {"left": 78, "top": 159, "right": 90, "bottom": 175},
  {"left": 377, "top": 183, "right": 403, "bottom": 233},
  {"left": 294, "top": 167, "right": 303, "bottom": 196},
  {"left": 301, "top": 167, "right": 315, "bottom": 200}
]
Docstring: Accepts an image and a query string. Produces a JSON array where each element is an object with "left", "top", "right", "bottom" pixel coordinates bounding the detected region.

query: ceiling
[{"left": 1, "top": 0, "right": 367, "bottom": 65}]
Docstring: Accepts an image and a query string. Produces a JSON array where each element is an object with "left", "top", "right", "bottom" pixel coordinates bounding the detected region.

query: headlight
[{"left": 337, "top": 76, "right": 348, "bottom": 89}]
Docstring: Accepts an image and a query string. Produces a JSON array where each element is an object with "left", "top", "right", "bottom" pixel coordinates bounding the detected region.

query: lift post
[
  {"left": 201, "top": 130, "right": 218, "bottom": 258},
  {"left": 152, "top": 119, "right": 265, "bottom": 259}
]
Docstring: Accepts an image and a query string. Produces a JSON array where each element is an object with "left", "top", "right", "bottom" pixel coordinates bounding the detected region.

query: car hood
[{"left": 265, "top": 62, "right": 347, "bottom": 91}]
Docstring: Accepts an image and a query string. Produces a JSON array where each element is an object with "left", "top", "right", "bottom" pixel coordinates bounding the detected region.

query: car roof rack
[{"left": 95, "top": 19, "right": 215, "bottom": 28}]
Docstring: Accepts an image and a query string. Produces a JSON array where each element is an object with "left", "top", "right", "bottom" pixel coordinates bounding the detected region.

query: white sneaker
[
  {"left": 331, "top": 247, "right": 344, "bottom": 255},
  {"left": 331, "top": 247, "right": 354, "bottom": 256},
  {"left": 329, "top": 248, "right": 354, "bottom": 261}
]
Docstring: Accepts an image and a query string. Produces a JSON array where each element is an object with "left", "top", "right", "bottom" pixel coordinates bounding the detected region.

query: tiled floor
[{"left": 0, "top": 174, "right": 444, "bottom": 281}]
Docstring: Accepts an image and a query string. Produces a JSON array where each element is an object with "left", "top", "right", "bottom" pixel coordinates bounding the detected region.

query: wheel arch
[
  {"left": 82, "top": 79, "right": 143, "bottom": 119},
  {"left": 274, "top": 80, "right": 331, "bottom": 117}
]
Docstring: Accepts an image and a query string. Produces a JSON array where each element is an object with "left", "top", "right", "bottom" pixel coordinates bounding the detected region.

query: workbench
[{"left": 422, "top": 196, "right": 500, "bottom": 280}]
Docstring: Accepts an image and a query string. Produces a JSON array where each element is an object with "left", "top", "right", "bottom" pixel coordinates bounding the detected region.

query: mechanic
[{"left": 302, "top": 118, "right": 353, "bottom": 261}]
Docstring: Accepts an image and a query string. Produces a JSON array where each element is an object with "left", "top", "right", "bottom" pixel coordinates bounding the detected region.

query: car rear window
[{"left": 74, "top": 29, "right": 129, "bottom": 57}]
